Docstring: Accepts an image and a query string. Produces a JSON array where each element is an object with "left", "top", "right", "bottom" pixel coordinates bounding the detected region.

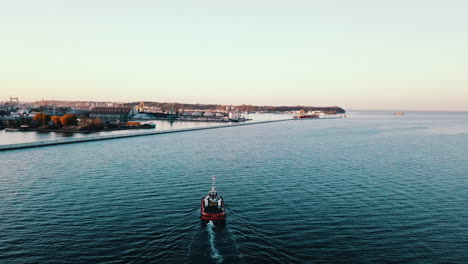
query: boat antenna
[{"left": 212, "top": 176, "right": 217, "bottom": 187}]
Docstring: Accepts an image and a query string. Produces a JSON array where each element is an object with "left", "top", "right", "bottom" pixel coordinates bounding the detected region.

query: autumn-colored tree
[
  {"left": 51, "top": 115, "right": 62, "bottom": 126},
  {"left": 60, "top": 114, "right": 78, "bottom": 126},
  {"left": 43, "top": 114, "right": 51, "bottom": 125},
  {"left": 33, "top": 113, "right": 43, "bottom": 123},
  {"left": 91, "top": 118, "right": 103, "bottom": 129},
  {"left": 34, "top": 113, "right": 51, "bottom": 126}
]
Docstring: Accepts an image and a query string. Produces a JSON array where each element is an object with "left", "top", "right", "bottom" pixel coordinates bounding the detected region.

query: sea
[{"left": 1, "top": 111, "right": 467, "bottom": 264}]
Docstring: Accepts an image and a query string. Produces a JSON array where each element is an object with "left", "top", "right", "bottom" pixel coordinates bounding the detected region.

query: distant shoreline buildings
[{"left": 0, "top": 98, "right": 346, "bottom": 129}]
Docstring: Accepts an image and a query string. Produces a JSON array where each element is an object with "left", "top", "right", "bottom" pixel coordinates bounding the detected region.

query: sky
[{"left": 1, "top": 0, "right": 467, "bottom": 110}]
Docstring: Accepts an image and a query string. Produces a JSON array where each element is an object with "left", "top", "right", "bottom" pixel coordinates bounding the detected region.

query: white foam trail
[{"left": 207, "top": 221, "right": 223, "bottom": 263}]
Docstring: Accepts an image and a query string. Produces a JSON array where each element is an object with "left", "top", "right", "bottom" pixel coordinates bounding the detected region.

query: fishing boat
[
  {"left": 200, "top": 176, "right": 226, "bottom": 221},
  {"left": 4, "top": 128, "right": 20, "bottom": 132}
]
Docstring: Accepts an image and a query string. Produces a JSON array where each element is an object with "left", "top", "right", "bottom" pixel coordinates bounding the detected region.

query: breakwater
[{"left": 0, "top": 119, "right": 291, "bottom": 151}]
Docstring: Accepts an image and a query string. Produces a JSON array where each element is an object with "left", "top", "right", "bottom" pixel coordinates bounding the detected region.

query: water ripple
[{"left": 1, "top": 112, "right": 468, "bottom": 263}]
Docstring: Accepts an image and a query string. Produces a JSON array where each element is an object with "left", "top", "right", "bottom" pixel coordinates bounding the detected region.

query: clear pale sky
[{"left": 1, "top": 0, "right": 467, "bottom": 110}]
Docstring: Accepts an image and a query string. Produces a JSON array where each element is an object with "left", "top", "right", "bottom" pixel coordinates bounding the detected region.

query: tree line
[
  {"left": 34, "top": 113, "right": 78, "bottom": 126},
  {"left": 34, "top": 113, "right": 105, "bottom": 130}
]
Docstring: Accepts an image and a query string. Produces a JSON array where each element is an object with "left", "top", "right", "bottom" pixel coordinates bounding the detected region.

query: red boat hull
[
  {"left": 200, "top": 199, "right": 226, "bottom": 221},
  {"left": 294, "top": 114, "right": 319, "bottom": 119}
]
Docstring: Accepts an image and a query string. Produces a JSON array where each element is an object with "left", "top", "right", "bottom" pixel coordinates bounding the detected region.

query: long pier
[{"left": 0, "top": 119, "right": 291, "bottom": 151}]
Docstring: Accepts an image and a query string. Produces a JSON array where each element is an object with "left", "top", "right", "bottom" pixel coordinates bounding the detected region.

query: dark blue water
[{"left": 1, "top": 111, "right": 467, "bottom": 263}]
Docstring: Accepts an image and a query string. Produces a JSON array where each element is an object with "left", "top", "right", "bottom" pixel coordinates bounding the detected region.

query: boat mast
[{"left": 211, "top": 176, "right": 217, "bottom": 192}]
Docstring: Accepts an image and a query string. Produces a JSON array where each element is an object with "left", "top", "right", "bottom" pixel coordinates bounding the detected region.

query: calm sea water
[
  {"left": 0, "top": 114, "right": 289, "bottom": 145},
  {"left": 1, "top": 111, "right": 467, "bottom": 263}
]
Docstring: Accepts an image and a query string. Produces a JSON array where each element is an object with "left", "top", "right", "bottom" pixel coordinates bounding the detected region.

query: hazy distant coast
[
  {"left": 123, "top": 102, "right": 346, "bottom": 114},
  {"left": 21, "top": 100, "right": 346, "bottom": 114}
]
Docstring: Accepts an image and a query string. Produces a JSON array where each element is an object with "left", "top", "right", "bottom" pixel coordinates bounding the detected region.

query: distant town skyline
[{"left": 1, "top": 1, "right": 467, "bottom": 111}]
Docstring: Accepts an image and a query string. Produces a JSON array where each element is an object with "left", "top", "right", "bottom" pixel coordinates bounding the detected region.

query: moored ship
[{"left": 293, "top": 110, "right": 320, "bottom": 119}]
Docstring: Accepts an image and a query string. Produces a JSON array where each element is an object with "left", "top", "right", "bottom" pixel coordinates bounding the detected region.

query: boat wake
[{"left": 207, "top": 220, "right": 223, "bottom": 263}]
